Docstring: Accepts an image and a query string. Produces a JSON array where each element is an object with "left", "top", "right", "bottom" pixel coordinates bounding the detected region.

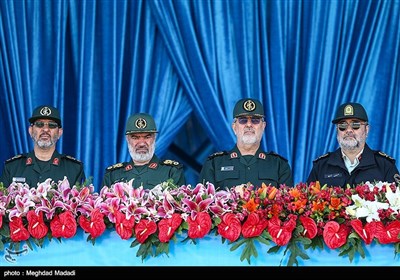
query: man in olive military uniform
[
  {"left": 199, "top": 98, "right": 293, "bottom": 190},
  {"left": 0, "top": 105, "right": 86, "bottom": 187},
  {"left": 307, "top": 102, "right": 400, "bottom": 188},
  {"left": 101, "top": 113, "right": 186, "bottom": 189}
]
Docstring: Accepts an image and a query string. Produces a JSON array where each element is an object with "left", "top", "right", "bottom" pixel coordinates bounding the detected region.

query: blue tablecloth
[{"left": 1, "top": 228, "right": 399, "bottom": 266}]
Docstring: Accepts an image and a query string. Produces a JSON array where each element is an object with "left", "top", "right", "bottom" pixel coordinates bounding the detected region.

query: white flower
[
  {"left": 385, "top": 184, "right": 400, "bottom": 213},
  {"left": 346, "top": 194, "right": 389, "bottom": 222}
]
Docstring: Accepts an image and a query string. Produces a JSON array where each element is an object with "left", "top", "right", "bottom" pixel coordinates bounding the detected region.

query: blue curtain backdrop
[{"left": 0, "top": 0, "right": 399, "bottom": 192}]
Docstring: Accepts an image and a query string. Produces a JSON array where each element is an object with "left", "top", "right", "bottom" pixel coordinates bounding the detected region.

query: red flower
[
  {"left": 158, "top": 213, "right": 182, "bottom": 243},
  {"left": 9, "top": 217, "right": 30, "bottom": 242},
  {"left": 350, "top": 219, "right": 375, "bottom": 244},
  {"left": 135, "top": 219, "right": 157, "bottom": 243},
  {"left": 187, "top": 212, "right": 212, "bottom": 239},
  {"left": 299, "top": 216, "right": 317, "bottom": 239},
  {"left": 323, "top": 221, "right": 349, "bottom": 249},
  {"left": 242, "top": 212, "right": 268, "bottom": 238},
  {"left": 115, "top": 211, "right": 135, "bottom": 240},
  {"left": 217, "top": 213, "right": 241, "bottom": 242},
  {"left": 373, "top": 220, "right": 400, "bottom": 244},
  {"left": 0, "top": 215, "right": 3, "bottom": 229},
  {"left": 268, "top": 215, "right": 297, "bottom": 246},
  {"left": 78, "top": 209, "right": 106, "bottom": 238},
  {"left": 50, "top": 211, "right": 77, "bottom": 238},
  {"left": 27, "top": 210, "right": 48, "bottom": 239}
]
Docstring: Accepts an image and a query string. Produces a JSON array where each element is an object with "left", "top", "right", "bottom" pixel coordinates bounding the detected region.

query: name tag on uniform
[
  {"left": 12, "top": 177, "right": 26, "bottom": 183},
  {"left": 324, "top": 173, "right": 342, "bottom": 178},
  {"left": 221, "top": 166, "right": 234, "bottom": 171}
]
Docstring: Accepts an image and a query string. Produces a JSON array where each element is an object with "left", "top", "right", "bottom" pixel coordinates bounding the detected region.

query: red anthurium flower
[
  {"left": 217, "top": 213, "right": 241, "bottom": 242},
  {"left": 135, "top": 219, "right": 157, "bottom": 243},
  {"left": 27, "top": 210, "right": 48, "bottom": 239},
  {"left": 9, "top": 217, "right": 30, "bottom": 242},
  {"left": 323, "top": 221, "right": 349, "bottom": 249},
  {"left": 115, "top": 210, "right": 135, "bottom": 240},
  {"left": 299, "top": 216, "right": 317, "bottom": 239},
  {"left": 268, "top": 216, "right": 297, "bottom": 246},
  {"left": 350, "top": 219, "right": 375, "bottom": 244},
  {"left": 187, "top": 212, "right": 212, "bottom": 239},
  {"left": 373, "top": 220, "right": 400, "bottom": 244},
  {"left": 50, "top": 211, "right": 77, "bottom": 239},
  {"left": 158, "top": 213, "right": 182, "bottom": 243},
  {"left": 78, "top": 209, "right": 106, "bottom": 238},
  {"left": 242, "top": 212, "right": 268, "bottom": 238}
]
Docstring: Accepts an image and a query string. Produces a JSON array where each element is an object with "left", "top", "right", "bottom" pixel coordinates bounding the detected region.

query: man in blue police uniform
[
  {"left": 0, "top": 105, "right": 86, "bottom": 187},
  {"left": 199, "top": 98, "right": 293, "bottom": 190},
  {"left": 101, "top": 113, "right": 186, "bottom": 189},
  {"left": 307, "top": 102, "right": 400, "bottom": 188}
]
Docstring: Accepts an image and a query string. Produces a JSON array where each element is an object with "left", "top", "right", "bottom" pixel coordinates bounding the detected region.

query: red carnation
[
  {"left": 135, "top": 219, "right": 157, "bottom": 243},
  {"left": 115, "top": 210, "right": 135, "bottom": 240},
  {"left": 217, "top": 213, "right": 241, "bottom": 242},
  {"left": 78, "top": 208, "right": 106, "bottom": 238},
  {"left": 373, "top": 220, "right": 400, "bottom": 244},
  {"left": 50, "top": 211, "right": 77, "bottom": 239},
  {"left": 242, "top": 212, "right": 268, "bottom": 238},
  {"left": 350, "top": 219, "right": 375, "bottom": 244},
  {"left": 158, "top": 213, "right": 182, "bottom": 243},
  {"left": 187, "top": 212, "right": 212, "bottom": 239},
  {"left": 9, "top": 216, "right": 30, "bottom": 242},
  {"left": 323, "top": 221, "right": 349, "bottom": 249},
  {"left": 27, "top": 210, "right": 48, "bottom": 239}
]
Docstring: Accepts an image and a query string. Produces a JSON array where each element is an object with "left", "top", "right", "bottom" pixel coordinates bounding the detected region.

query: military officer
[
  {"left": 0, "top": 105, "right": 86, "bottom": 187},
  {"left": 101, "top": 113, "right": 186, "bottom": 189},
  {"left": 199, "top": 98, "right": 293, "bottom": 190},
  {"left": 307, "top": 102, "right": 400, "bottom": 188}
]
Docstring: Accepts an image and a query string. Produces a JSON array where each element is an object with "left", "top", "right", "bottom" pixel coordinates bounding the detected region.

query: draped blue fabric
[{"left": 1, "top": 0, "right": 399, "bottom": 191}]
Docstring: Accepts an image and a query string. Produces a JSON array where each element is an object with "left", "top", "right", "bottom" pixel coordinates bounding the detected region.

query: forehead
[
  {"left": 337, "top": 118, "right": 363, "bottom": 123},
  {"left": 128, "top": 132, "right": 155, "bottom": 137},
  {"left": 34, "top": 118, "right": 55, "bottom": 122}
]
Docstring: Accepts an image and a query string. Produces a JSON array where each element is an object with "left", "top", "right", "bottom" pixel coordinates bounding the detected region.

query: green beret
[
  {"left": 233, "top": 98, "right": 264, "bottom": 118},
  {"left": 125, "top": 113, "right": 157, "bottom": 134},
  {"left": 29, "top": 105, "right": 62, "bottom": 127},
  {"left": 332, "top": 102, "right": 368, "bottom": 124}
]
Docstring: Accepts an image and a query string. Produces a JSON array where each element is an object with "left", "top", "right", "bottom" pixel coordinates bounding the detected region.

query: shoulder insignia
[
  {"left": 377, "top": 151, "right": 395, "bottom": 161},
  {"left": 162, "top": 159, "right": 181, "bottom": 166},
  {"left": 5, "top": 154, "right": 25, "bottom": 163},
  {"left": 64, "top": 155, "right": 82, "bottom": 164},
  {"left": 313, "top": 153, "right": 329, "bottom": 162},
  {"left": 267, "top": 151, "right": 288, "bottom": 162},
  {"left": 106, "top": 162, "right": 124, "bottom": 171},
  {"left": 208, "top": 151, "right": 227, "bottom": 160}
]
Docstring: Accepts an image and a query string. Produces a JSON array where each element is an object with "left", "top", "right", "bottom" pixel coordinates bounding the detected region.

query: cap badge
[
  {"left": 344, "top": 105, "right": 354, "bottom": 116},
  {"left": 243, "top": 100, "right": 256, "bottom": 112},
  {"left": 40, "top": 106, "right": 52, "bottom": 117},
  {"left": 135, "top": 118, "right": 147, "bottom": 129}
]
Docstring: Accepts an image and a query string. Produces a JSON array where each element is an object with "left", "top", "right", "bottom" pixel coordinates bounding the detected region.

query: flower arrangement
[{"left": 1, "top": 178, "right": 400, "bottom": 266}]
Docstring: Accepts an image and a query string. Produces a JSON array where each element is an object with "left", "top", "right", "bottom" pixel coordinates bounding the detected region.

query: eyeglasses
[
  {"left": 337, "top": 121, "right": 367, "bottom": 131},
  {"left": 32, "top": 121, "right": 59, "bottom": 129},
  {"left": 236, "top": 117, "right": 263, "bottom": 125}
]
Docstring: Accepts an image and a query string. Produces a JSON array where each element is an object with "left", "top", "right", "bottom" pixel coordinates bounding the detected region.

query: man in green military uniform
[
  {"left": 101, "top": 113, "right": 186, "bottom": 189},
  {"left": 0, "top": 105, "right": 86, "bottom": 187},
  {"left": 199, "top": 98, "right": 293, "bottom": 190}
]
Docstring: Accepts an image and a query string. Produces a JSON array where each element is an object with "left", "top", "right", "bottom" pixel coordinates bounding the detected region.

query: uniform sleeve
[
  {"left": 306, "top": 164, "right": 318, "bottom": 184},
  {"left": 198, "top": 159, "right": 215, "bottom": 185},
  {"left": 171, "top": 167, "right": 186, "bottom": 187},
  {"left": 0, "top": 165, "right": 11, "bottom": 187},
  {"left": 101, "top": 172, "right": 111, "bottom": 188},
  {"left": 279, "top": 160, "right": 294, "bottom": 187}
]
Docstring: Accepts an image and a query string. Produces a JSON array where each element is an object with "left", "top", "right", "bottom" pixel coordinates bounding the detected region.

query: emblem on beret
[
  {"left": 344, "top": 105, "right": 354, "bottom": 117},
  {"left": 40, "top": 106, "right": 52, "bottom": 117},
  {"left": 135, "top": 118, "right": 147, "bottom": 129},
  {"left": 243, "top": 100, "right": 256, "bottom": 112}
]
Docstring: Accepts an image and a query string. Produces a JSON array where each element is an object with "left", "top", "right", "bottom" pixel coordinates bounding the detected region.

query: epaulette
[
  {"left": 5, "top": 154, "right": 25, "bottom": 163},
  {"left": 106, "top": 162, "right": 125, "bottom": 171},
  {"left": 208, "top": 151, "right": 227, "bottom": 160},
  {"left": 161, "top": 159, "right": 181, "bottom": 167},
  {"left": 376, "top": 151, "right": 395, "bottom": 162},
  {"left": 313, "top": 153, "right": 330, "bottom": 162},
  {"left": 64, "top": 155, "right": 82, "bottom": 164},
  {"left": 267, "top": 151, "right": 288, "bottom": 162}
]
